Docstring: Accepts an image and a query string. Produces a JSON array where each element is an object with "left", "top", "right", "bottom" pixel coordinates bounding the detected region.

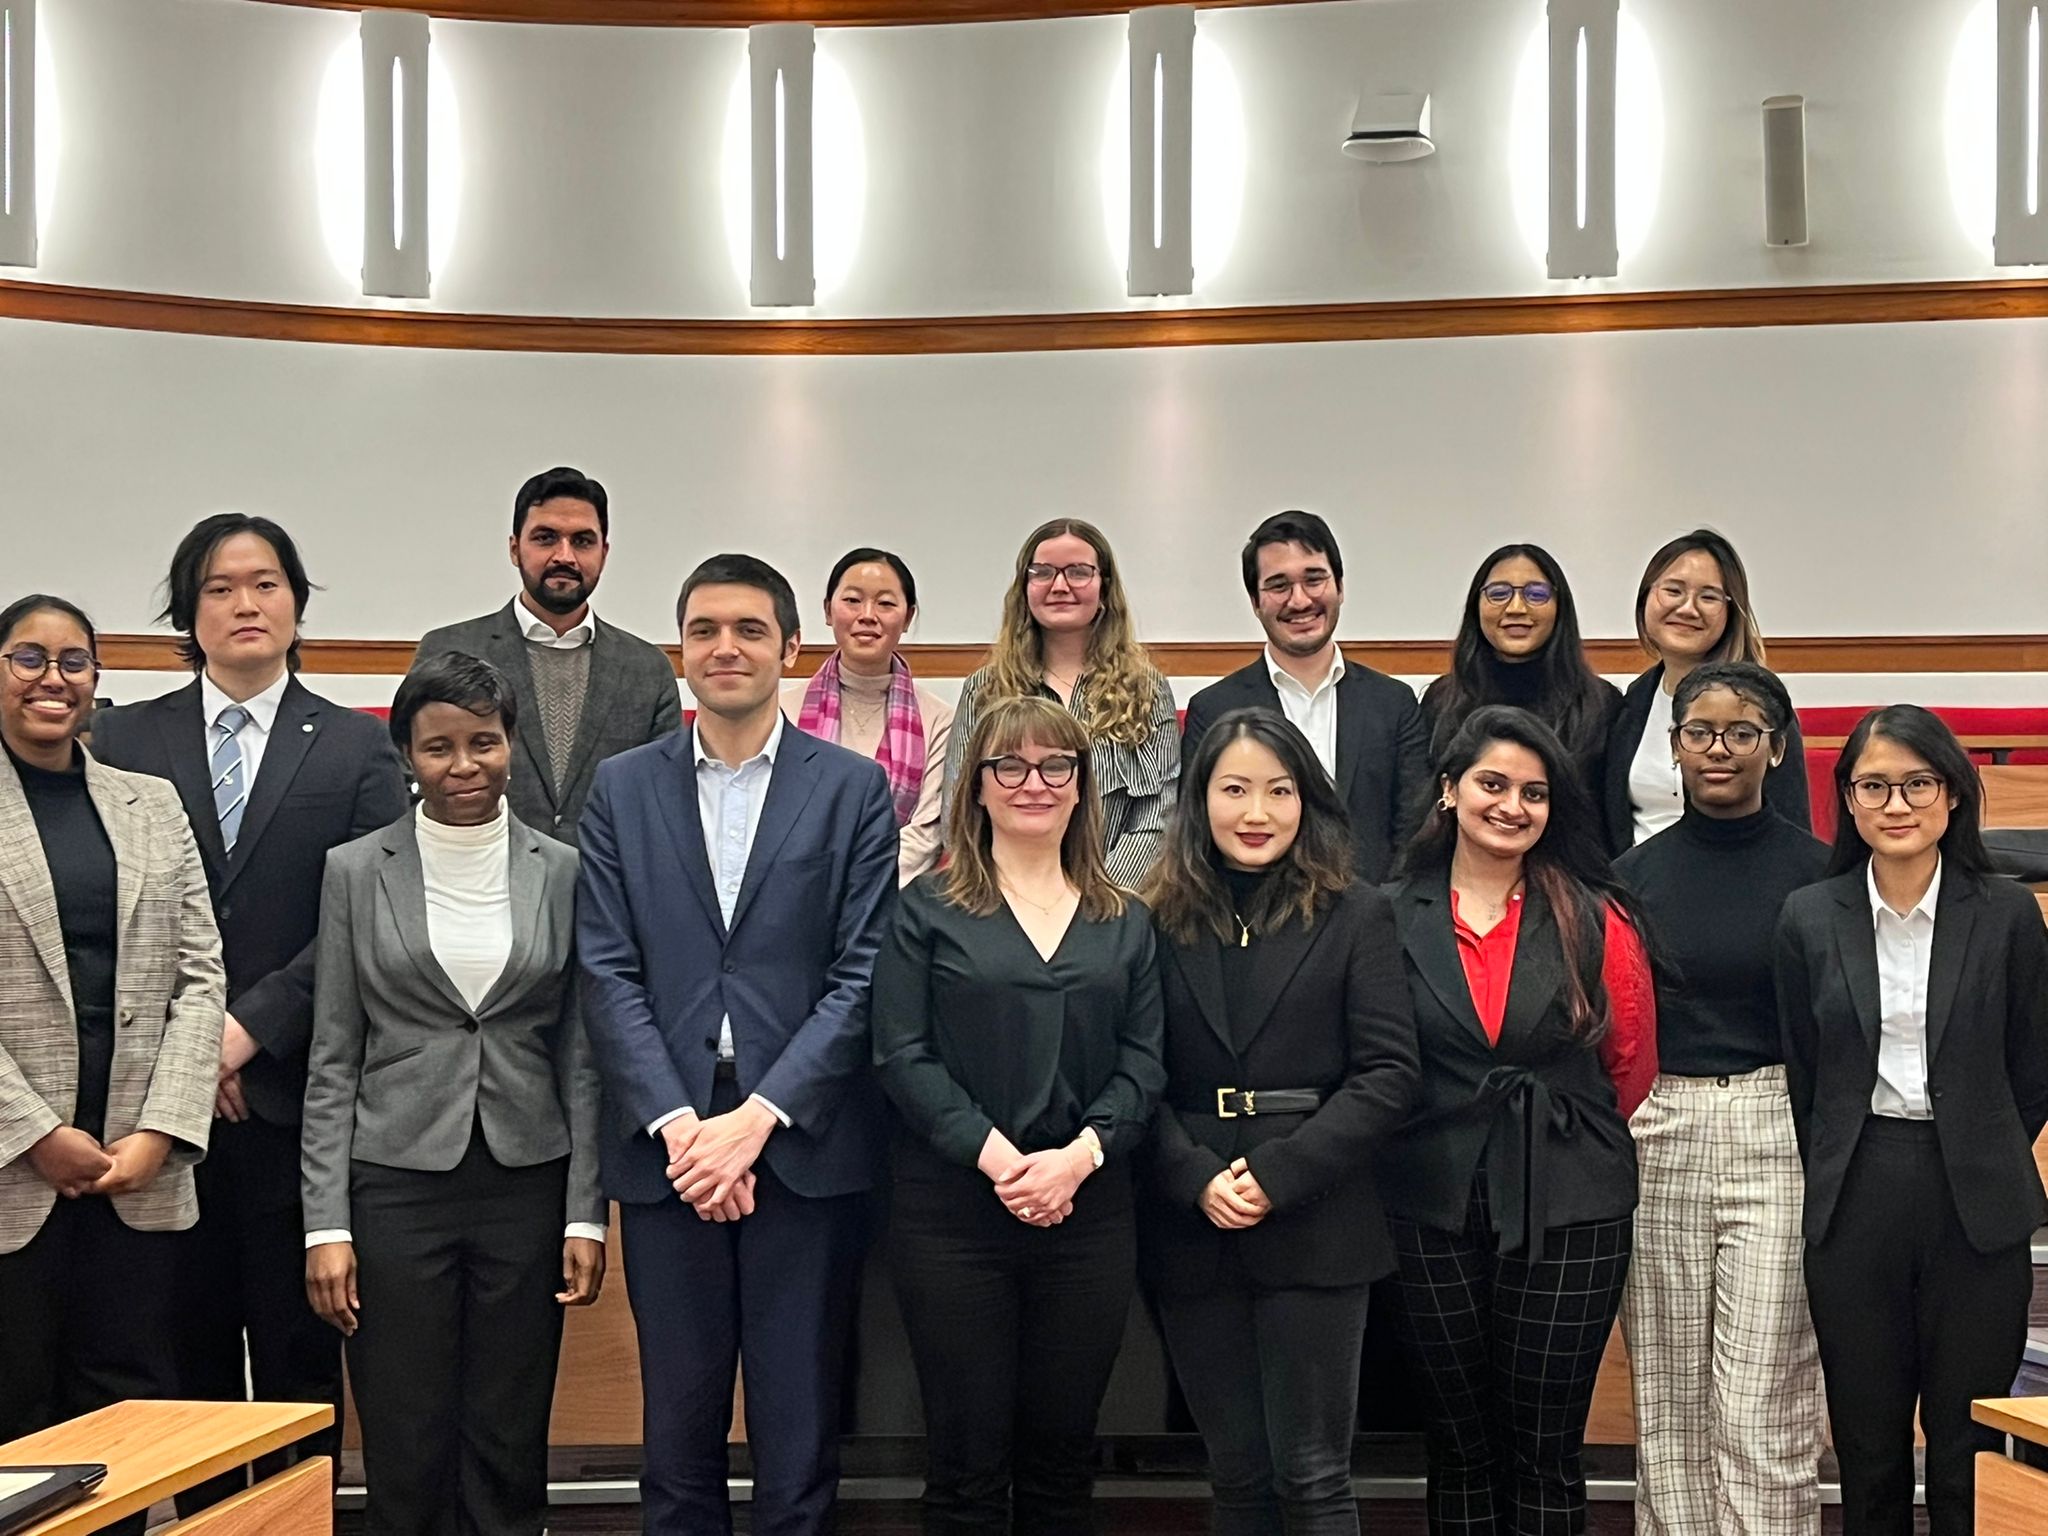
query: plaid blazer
[{"left": 0, "top": 747, "right": 227, "bottom": 1256}]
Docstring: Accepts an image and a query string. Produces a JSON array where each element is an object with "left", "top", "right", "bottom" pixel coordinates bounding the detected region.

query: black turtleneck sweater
[
  {"left": 1613, "top": 803, "right": 1828, "bottom": 1077},
  {"left": 1419, "top": 651, "right": 1617, "bottom": 778},
  {"left": 1220, "top": 867, "right": 1274, "bottom": 1034}
]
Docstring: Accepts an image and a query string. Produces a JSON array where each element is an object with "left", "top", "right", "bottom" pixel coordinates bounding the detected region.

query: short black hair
[
  {"left": 158, "top": 514, "right": 316, "bottom": 672},
  {"left": 1825, "top": 704, "right": 1992, "bottom": 878},
  {"left": 824, "top": 547, "right": 918, "bottom": 614},
  {"left": 389, "top": 651, "right": 519, "bottom": 754},
  {"left": 1240, "top": 511, "right": 1344, "bottom": 599},
  {"left": 0, "top": 594, "right": 98, "bottom": 655},
  {"left": 514, "top": 467, "right": 609, "bottom": 540},
  {"left": 677, "top": 554, "right": 801, "bottom": 644},
  {"left": 1670, "top": 660, "right": 1794, "bottom": 736}
]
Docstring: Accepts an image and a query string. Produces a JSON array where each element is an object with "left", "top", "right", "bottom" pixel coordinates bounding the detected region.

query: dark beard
[{"left": 526, "top": 572, "right": 591, "bottom": 615}]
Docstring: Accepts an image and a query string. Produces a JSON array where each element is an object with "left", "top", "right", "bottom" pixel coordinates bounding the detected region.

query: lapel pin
[{"left": 302, "top": 723, "right": 315, "bottom": 733}]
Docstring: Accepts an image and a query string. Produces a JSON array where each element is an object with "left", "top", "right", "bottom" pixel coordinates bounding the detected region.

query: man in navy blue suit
[{"left": 577, "top": 553, "right": 898, "bottom": 1536}]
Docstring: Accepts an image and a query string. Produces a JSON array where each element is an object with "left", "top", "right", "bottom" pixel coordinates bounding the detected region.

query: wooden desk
[
  {"left": 0, "top": 1401, "right": 334, "bottom": 1535},
  {"left": 1973, "top": 1396, "right": 2048, "bottom": 1535}
]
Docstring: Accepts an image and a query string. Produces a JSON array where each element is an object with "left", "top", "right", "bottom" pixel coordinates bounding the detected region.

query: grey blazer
[
  {"left": 301, "top": 810, "right": 604, "bottom": 1234},
  {"left": 411, "top": 604, "right": 682, "bottom": 847},
  {"left": 0, "top": 749, "right": 226, "bottom": 1256}
]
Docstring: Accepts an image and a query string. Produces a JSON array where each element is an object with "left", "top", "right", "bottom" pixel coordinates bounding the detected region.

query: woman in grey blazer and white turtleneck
[{"left": 302, "top": 652, "right": 605, "bottom": 1536}]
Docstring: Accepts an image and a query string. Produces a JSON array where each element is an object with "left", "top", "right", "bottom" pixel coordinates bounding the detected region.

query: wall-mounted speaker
[{"left": 1762, "top": 95, "right": 1808, "bottom": 247}]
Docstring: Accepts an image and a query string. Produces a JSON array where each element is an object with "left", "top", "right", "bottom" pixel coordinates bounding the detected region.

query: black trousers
[
  {"left": 0, "top": 1196, "right": 180, "bottom": 1536},
  {"left": 346, "top": 1133, "right": 569, "bottom": 1536},
  {"left": 1804, "top": 1117, "right": 2031, "bottom": 1536},
  {"left": 176, "top": 1114, "right": 344, "bottom": 1515},
  {"left": 1156, "top": 1275, "right": 1370, "bottom": 1536},
  {"left": 1387, "top": 1181, "right": 1632, "bottom": 1536},
  {"left": 889, "top": 1147, "right": 1136, "bottom": 1536}
]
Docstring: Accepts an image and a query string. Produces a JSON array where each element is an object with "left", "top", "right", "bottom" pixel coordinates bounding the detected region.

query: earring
[{"left": 1438, "top": 794, "right": 1455, "bottom": 813}]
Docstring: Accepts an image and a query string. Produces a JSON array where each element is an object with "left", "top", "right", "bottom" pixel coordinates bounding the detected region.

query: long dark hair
[
  {"left": 1825, "top": 705, "right": 1991, "bottom": 878},
  {"left": 1400, "top": 704, "right": 1640, "bottom": 1040},
  {"left": 158, "top": 513, "right": 317, "bottom": 672},
  {"left": 1141, "top": 708, "right": 1354, "bottom": 946},
  {"left": 1425, "top": 544, "right": 1611, "bottom": 765}
]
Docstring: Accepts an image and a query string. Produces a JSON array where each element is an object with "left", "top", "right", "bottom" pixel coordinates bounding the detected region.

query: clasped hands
[
  {"left": 978, "top": 1128, "right": 1097, "bottom": 1228},
  {"left": 662, "top": 1100, "right": 777, "bottom": 1222},
  {"left": 1199, "top": 1158, "right": 1272, "bottom": 1230},
  {"left": 28, "top": 1125, "right": 171, "bottom": 1199}
]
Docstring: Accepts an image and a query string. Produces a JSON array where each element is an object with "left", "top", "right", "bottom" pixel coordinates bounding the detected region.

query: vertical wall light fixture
[
  {"left": 750, "top": 23, "right": 815, "bottom": 307},
  {"left": 1761, "top": 95, "right": 1808, "bottom": 247},
  {"left": 1996, "top": 0, "right": 2048, "bottom": 263},
  {"left": 1545, "top": 0, "right": 1618, "bottom": 279},
  {"left": 0, "top": 0, "right": 34, "bottom": 268},
  {"left": 1127, "top": 6, "right": 1194, "bottom": 298},
  {"left": 361, "top": 11, "right": 429, "bottom": 298}
]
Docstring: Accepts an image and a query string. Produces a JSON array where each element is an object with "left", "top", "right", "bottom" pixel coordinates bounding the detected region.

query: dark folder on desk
[{"left": 0, "top": 1464, "right": 108, "bottom": 1535}]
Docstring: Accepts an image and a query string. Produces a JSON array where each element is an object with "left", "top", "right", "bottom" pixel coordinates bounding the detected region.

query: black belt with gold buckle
[{"left": 1183, "top": 1087, "right": 1326, "bottom": 1119}]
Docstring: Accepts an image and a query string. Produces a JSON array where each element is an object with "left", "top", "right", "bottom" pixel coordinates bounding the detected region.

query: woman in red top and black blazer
[
  {"left": 1140, "top": 708, "right": 1419, "bottom": 1536},
  {"left": 1381, "top": 705, "right": 1656, "bottom": 1536}
]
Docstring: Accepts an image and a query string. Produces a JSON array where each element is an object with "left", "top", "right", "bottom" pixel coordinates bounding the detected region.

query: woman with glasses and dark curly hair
[
  {"left": 876, "top": 694, "right": 1166, "bottom": 1536},
  {"left": 1775, "top": 704, "right": 2048, "bottom": 1536}
]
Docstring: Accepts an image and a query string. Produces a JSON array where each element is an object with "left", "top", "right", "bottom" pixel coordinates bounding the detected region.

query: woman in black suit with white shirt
[
  {"left": 1775, "top": 704, "right": 2048, "bottom": 1536},
  {"left": 1139, "top": 708, "right": 1418, "bottom": 1536}
]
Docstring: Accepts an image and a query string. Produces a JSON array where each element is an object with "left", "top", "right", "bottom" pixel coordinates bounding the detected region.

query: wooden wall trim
[
  {"left": 94, "top": 634, "right": 2048, "bottom": 678},
  {"left": 259, "top": 0, "right": 1323, "bottom": 26},
  {"left": 8, "top": 278, "right": 2048, "bottom": 358}
]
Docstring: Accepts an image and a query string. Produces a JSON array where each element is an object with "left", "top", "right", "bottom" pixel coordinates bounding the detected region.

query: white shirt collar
[
  {"left": 1263, "top": 644, "right": 1344, "bottom": 697},
  {"left": 513, "top": 593, "right": 596, "bottom": 650},
  {"left": 201, "top": 669, "right": 289, "bottom": 734},
  {"left": 693, "top": 710, "right": 785, "bottom": 771},
  {"left": 1868, "top": 853, "right": 1942, "bottom": 926}
]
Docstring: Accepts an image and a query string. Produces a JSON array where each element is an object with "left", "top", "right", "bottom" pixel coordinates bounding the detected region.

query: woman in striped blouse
[{"left": 945, "top": 518, "right": 1179, "bottom": 887}]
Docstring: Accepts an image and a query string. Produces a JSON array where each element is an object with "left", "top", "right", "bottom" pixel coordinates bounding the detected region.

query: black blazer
[
  {"left": 89, "top": 678, "right": 412, "bottom": 1131},
  {"left": 1181, "top": 659, "right": 1431, "bottom": 884},
  {"left": 1602, "top": 662, "right": 1810, "bottom": 856},
  {"left": 1142, "top": 884, "right": 1418, "bottom": 1295},
  {"left": 1381, "top": 874, "right": 1637, "bottom": 1256},
  {"left": 1774, "top": 865, "right": 2048, "bottom": 1253}
]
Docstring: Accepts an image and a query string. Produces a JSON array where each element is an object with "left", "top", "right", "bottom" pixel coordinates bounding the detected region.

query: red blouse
[{"left": 1447, "top": 889, "right": 1658, "bottom": 1118}]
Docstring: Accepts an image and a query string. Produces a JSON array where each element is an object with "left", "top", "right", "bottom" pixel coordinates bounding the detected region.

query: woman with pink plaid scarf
[{"left": 782, "top": 548, "right": 955, "bottom": 884}]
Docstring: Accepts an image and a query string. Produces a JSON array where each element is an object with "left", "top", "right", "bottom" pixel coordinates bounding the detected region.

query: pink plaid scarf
[{"left": 798, "top": 651, "right": 927, "bottom": 828}]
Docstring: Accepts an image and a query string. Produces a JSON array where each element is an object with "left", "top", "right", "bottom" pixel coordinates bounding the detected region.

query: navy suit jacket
[{"left": 576, "top": 722, "right": 899, "bottom": 1205}]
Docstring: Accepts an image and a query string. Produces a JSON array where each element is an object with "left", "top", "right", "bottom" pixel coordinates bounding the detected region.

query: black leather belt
[{"left": 1179, "top": 1087, "right": 1325, "bottom": 1119}]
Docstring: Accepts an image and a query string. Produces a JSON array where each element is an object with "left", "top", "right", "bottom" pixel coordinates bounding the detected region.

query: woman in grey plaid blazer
[{"left": 0, "top": 595, "right": 226, "bottom": 1495}]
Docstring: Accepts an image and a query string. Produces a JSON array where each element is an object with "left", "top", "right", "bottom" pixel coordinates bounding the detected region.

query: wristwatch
[{"left": 1081, "top": 1131, "right": 1105, "bottom": 1170}]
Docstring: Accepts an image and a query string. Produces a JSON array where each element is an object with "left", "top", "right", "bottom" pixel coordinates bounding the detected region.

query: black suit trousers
[
  {"left": 1804, "top": 1118, "right": 2031, "bottom": 1536},
  {"left": 346, "top": 1131, "right": 569, "bottom": 1536}
]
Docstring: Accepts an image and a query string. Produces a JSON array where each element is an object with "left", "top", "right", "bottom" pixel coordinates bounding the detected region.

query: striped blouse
[{"left": 942, "top": 667, "right": 1181, "bottom": 890}]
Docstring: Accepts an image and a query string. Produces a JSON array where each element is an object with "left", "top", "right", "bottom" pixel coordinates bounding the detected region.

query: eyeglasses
[
  {"left": 1675, "top": 722, "right": 1774, "bottom": 756},
  {"left": 1024, "top": 563, "right": 1099, "bottom": 588},
  {"left": 1258, "top": 572, "right": 1333, "bottom": 600},
  {"left": 1480, "top": 581, "right": 1554, "bottom": 608},
  {"left": 979, "top": 753, "right": 1080, "bottom": 789},
  {"left": 3, "top": 646, "right": 100, "bottom": 682},
  {"left": 1848, "top": 774, "right": 1946, "bottom": 811},
  {"left": 1652, "top": 580, "right": 1730, "bottom": 612}
]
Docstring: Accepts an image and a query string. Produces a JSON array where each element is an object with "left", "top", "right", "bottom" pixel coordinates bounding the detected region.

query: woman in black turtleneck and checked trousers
[
  {"left": 1419, "top": 545, "right": 1620, "bottom": 795},
  {"left": 1612, "top": 661, "right": 1828, "bottom": 1536}
]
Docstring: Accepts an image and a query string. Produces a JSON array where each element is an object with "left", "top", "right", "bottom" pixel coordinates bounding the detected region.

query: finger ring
[{"left": 1021, "top": 1206, "right": 1034, "bottom": 1218}]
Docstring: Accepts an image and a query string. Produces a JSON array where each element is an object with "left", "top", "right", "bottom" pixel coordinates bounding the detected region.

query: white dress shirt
[
  {"left": 1626, "top": 702, "right": 1685, "bottom": 845},
  {"left": 309, "top": 804, "right": 605, "bottom": 1248},
  {"left": 201, "top": 669, "right": 290, "bottom": 790},
  {"left": 1869, "top": 856, "right": 1941, "bottom": 1120},
  {"left": 514, "top": 593, "right": 596, "bottom": 650},
  {"left": 647, "top": 714, "right": 790, "bottom": 1137},
  {"left": 1265, "top": 646, "right": 1345, "bottom": 781}
]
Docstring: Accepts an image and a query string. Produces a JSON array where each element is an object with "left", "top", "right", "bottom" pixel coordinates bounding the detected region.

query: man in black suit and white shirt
[
  {"left": 411, "top": 467, "right": 682, "bottom": 847},
  {"left": 1179, "top": 511, "right": 1431, "bottom": 884},
  {"left": 89, "top": 514, "right": 412, "bottom": 1514}
]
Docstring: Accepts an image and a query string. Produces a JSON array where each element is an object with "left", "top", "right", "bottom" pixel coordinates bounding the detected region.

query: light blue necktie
[{"left": 211, "top": 705, "right": 252, "bottom": 852}]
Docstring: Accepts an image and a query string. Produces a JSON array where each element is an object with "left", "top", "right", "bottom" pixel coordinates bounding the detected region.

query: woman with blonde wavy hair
[{"left": 944, "top": 518, "right": 1180, "bottom": 886}]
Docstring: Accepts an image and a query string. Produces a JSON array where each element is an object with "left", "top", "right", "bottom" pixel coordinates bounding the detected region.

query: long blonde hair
[
  {"left": 942, "top": 697, "right": 1128, "bottom": 923},
  {"left": 981, "top": 518, "right": 1161, "bottom": 748}
]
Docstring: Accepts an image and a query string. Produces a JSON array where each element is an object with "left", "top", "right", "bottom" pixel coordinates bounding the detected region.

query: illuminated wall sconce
[
  {"left": 1996, "top": 0, "right": 2048, "bottom": 264},
  {"left": 750, "top": 23, "right": 815, "bottom": 307},
  {"left": 1762, "top": 95, "right": 1808, "bottom": 247},
  {"left": 1127, "top": 6, "right": 1194, "bottom": 298},
  {"left": 361, "top": 11, "right": 429, "bottom": 299},
  {"left": 1546, "top": 0, "right": 1618, "bottom": 279},
  {"left": 0, "top": 0, "right": 35, "bottom": 268}
]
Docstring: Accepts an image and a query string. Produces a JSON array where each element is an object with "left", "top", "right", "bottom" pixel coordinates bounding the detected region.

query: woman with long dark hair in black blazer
[
  {"left": 1419, "top": 545, "right": 1619, "bottom": 785},
  {"left": 1382, "top": 705, "right": 1657, "bottom": 1536},
  {"left": 1138, "top": 708, "right": 1418, "bottom": 1536},
  {"left": 1775, "top": 705, "right": 2048, "bottom": 1536},
  {"left": 1602, "top": 530, "right": 1810, "bottom": 854}
]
